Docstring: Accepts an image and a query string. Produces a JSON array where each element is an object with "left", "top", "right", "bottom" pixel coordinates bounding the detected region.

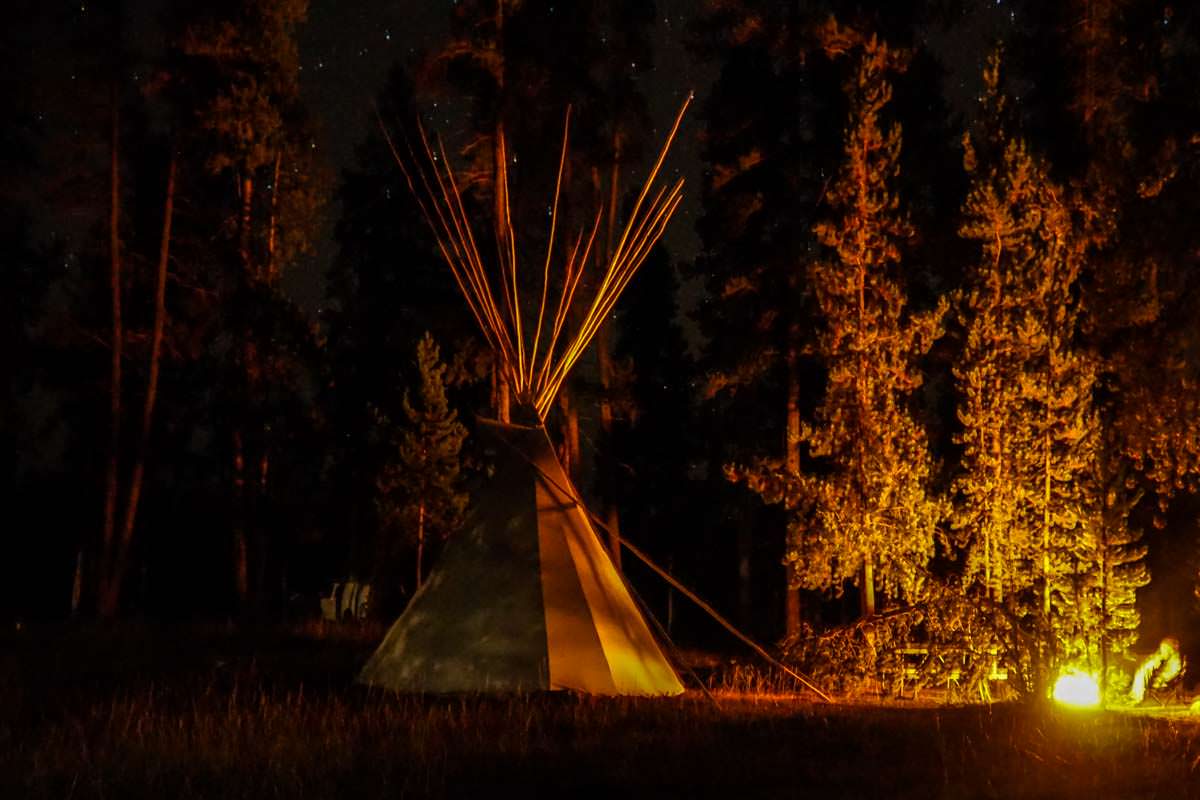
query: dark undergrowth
[{"left": 3, "top": 624, "right": 1199, "bottom": 799}]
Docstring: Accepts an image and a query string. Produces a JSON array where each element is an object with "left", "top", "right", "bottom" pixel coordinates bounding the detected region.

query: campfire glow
[{"left": 1052, "top": 670, "right": 1101, "bottom": 709}]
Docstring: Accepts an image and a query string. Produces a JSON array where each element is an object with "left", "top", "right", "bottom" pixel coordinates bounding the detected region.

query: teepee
[{"left": 359, "top": 98, "right": 691, "bottom": 695}]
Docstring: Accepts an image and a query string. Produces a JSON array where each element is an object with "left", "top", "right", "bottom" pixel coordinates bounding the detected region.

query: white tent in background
[{"left": 358, "top": 97, "right": 692, "bottom": 696}]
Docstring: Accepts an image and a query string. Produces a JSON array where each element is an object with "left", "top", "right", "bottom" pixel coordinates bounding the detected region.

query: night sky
[
  {"left": 291, "top": 1, "right": 1011, "bottom": 322},
  {"left": 294, "top": 0, "right": 716, "bottom": 321},
  {"left": 14, "top": 0, "right": 1015, "bottom": 322}
]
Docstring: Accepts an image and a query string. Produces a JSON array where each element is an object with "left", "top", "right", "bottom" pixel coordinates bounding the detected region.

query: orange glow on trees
[
  {"left": 953, "top": 52, "right": 1147, "bottom": 696},
  {"left": 729, "top": 23, "right": 945, "bottom": 617}
]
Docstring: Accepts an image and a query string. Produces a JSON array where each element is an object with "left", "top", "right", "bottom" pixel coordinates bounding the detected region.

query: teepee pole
[
  {"left": 382, "top": 93, "right": 692, "bottom": 422},
  {"left": 618, "top": 537, "right": 832, "bottom": 702},
  {"left": 624, "top": 573, "right": 720, "bottom": 706},
  {"left": 529, "top": 107, "right": 572, "bottom": 390}
]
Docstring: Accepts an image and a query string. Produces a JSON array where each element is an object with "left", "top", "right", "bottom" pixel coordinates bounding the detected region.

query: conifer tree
[
  {"left": 953, "top": 52, "right": 1144, "bottom": 694},
  {"left": 801, "top": 25, "right": 945, "bottom": 615},
  {"left": 375, "top": 333, "right": 469, "bottom": 595},
  {"left": 953, "top": 53, "right": 1048, "bottom": 606},
  {"left": 731, "top": 24, "right": 945, "bottom": 618},
  {"left": 1086, "top": 432, "right": 1148, "bottom": 688}
]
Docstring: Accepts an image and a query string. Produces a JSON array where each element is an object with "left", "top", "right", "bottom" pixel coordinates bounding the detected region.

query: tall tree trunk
[
  {"left": 496, "top": 370, "right": 511, "bottom": 423},
  {"left": 239, "top": 173, "right": 255, "bottom": 276},
  {"left": 595, "top": 142, "right": 622, "bottom": 568},
  {"left": 1038, "top": 427, "right": 1052, "bottom": 694},
  {"left": 99, "top": 156, "right": 176, "bottom": 617},
  {"left": 784, "top": 304, "right": 802, "bottom": 636},
  {"left": 253, "top": 448, "right": 270, "bottom": 617},
  {"left": 490, "top": 123, "right": 510, "bottom": 423},
  {"left": 855, "top": 260, "right": 874, "bottom": 621},
  {"left": 989, "top": 423, "right": 1001, "bottom": 601},
  {"left": 1042, "top": 430, "right": 1051, "bottom": 618},
  {"left": 597, "top": 326, "right": 621, "bottom": 570},
  {"left": 71, "top": 551, "right": 84, "bottom": 617},
  {"left": 491, "top": 1, "right": 510, "bottom": 424},
  {"left": 416, "top": 502, "right": 426, "bottom": 590},
  {"left": 234, "top": 167, "right": 256, "bottom": 613},
  {"left": 233, "top": 430, "right": 249, "bottom": 608},
  {"left": 266, "top": 151, "right": 281, "bottom": 283},
  {"left": 557, "top": 390, "right": 580, "bottom": 477},
  {"left": 1099, "top": 464, "right": 1112, "bottom": 701},
  {"left": 491, "top": 362, "right": 511, "bottom": 422},
  {"left": 861, "top": 555, "right": 876, "bottom": 618},
  {"left": 99, "top": 95, "right": 123, "bottom": 616},
  {"left": 737, "top": 523, "right": 752, "bottom": 628}
]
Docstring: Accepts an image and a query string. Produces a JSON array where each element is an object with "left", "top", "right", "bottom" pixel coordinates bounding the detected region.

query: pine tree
[
  {"left": 953, "top": 53, "right": 1047, "bottom": 606},
  {"left": 952, "top": 52, "right": 1144, "bottom": 695},
  {"left": 1087, "top": 433, "right": 1149, "bottom": 690},
  {"left": 802, "top": 25, "right": 945, "bottom": 615},
  {"left": 731, "top": 24, "right": 945, "bottom": 619},
  {"left": 375, "top": 333, "right": 469, "bottom": 599}
]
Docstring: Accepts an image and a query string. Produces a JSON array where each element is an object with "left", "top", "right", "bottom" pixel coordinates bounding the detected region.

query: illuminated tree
[
  {"left": 952, "top": 52, "right": 1147, "bottom": 694},
  {"left": 375, "top": 333, "right": 468, "bottom": 599},
  {"left": 954, "top": 55, "right": 1088, "bottom": 692},
  {"left": 952, "top": 53, "right": 1052, "bottom": 608},
  {"left": 1025, "top": 304, "right": 1101, "bottom": 678},
  {"left": 1086, "top": 434, "right": 1149, "bottom": 685},
  {"left": 1010, "top": 1, "right": 1184, "bottom": 675},
  {"left": 732, "top": 25, "right": 945, "bottom": 618}
]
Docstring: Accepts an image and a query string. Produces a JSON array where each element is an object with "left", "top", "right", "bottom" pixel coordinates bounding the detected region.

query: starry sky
[
  {"left": 293, "top": 0, "right": 714, "bottom": 319},
  {"left": 290, "top": 0, "right": 1012, "bottom": 319}
]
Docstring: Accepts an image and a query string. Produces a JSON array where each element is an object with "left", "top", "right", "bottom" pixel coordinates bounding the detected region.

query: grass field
[{"left": 3, "top": 624, "right": 1199, "bottom": 799}]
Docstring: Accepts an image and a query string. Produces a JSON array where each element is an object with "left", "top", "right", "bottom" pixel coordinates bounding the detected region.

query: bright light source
[{"left": 1052, "top": 670, "right": 1101, "bottom": 709}]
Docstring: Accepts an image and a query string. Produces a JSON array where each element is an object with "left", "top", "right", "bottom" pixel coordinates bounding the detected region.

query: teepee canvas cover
[{"left": 359, "top": 419, "right": 683, "bottom": 694}]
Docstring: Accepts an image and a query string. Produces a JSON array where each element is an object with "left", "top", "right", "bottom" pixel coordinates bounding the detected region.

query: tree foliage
[
  {"left": 730, "top": 23, "right": 945, "bottom": 612},
  {"left": 375, "top": 333, "right": 469, "bottom": 603},
  {"left": 953, "top": 52, "right": 1146, "bottom": 694}
]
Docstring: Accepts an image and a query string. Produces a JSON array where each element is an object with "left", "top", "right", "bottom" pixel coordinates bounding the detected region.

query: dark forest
[{"left": 6, "top": 1, "right": 1200, "bottom": 796}]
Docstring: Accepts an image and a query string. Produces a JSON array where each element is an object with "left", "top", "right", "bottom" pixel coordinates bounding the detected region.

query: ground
[{"left": 3, "top": 624, "right": 1200, "bottom": 798}]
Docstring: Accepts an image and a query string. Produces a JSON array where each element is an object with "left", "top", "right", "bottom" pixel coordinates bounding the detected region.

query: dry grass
[{"left": 2, "top": 625, "right": 1200, "bottom": 799}]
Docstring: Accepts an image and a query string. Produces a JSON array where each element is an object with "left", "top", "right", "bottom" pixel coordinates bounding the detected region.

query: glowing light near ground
[{"left": 1052, "top": 670, "right": 1101, "bottom": 709}]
